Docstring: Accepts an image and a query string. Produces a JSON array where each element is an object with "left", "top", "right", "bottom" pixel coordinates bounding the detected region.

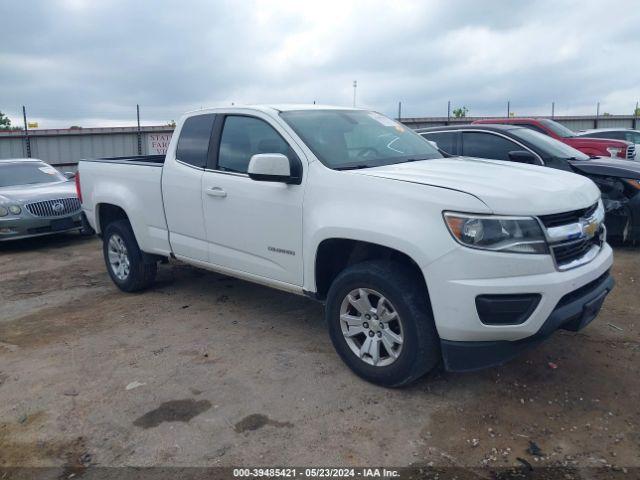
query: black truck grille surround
[
  {"left": 628, "top": 144, "right": 636, "bottom": 160},
  {"left": 25, "top": 197, "right": 81, "bottom": 217},
  {"left": 539, "top": 203, "right": 598, "bottom": 228}
]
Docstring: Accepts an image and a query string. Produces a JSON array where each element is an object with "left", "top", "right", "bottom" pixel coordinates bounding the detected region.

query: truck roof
[
  {"left": 473, "top": 117, "right": 543, "bottom": 123},
  {"left": 183, "top": 104, "right": 363, "bottom": 115},
  {"left": 416, "top": 124, "right": 523, "bottom": 133}
]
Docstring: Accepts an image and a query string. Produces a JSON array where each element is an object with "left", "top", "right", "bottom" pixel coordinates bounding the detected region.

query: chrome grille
[
  {"left": 627, "top": 144, "right": 636, "bottom": 160},
  {"left": 551, "top": 237, "right": 598, "bottom": 266},
  {"left": 538, "top": 201, "right": 604, "bottom": 270},
  {"left": 539, "top": 202, "right": 598, "bottom": 228},
  {"left": 25, "top": 197, "right": 81, "bottom": 217}
]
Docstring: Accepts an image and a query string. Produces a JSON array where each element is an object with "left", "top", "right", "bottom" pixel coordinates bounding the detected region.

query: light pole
[
  {"left": 353, "top": 80, "right": 357, "bottom": 107},
  {"left": 22, "top": 106, "right": 31, "bottom": 158}
]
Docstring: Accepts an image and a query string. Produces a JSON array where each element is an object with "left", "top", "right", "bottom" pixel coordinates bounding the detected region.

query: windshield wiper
[
  {"left": 566, "top": 156, "right": 595, "bottom": 161},
  {"left": 400, "top": 157, "right": 433, "bottom": 163},
  {"left": 334, "top": 164, "right": 371, "bottom": 171}
]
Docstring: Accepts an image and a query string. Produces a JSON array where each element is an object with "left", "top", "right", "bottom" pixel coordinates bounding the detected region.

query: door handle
[{"left": 206, "top": 187, "right": 227, "bottom": 198}]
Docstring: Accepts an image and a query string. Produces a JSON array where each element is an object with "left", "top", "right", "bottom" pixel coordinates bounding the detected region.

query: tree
[
  {"left": 452, "top": 106, "right": 468, "bottom": 118},
  {"left": 634, "top": 106, "right": 640, "bottom": 117},
  {"left": 0, "top": 110, "right": 12, "bottom": 130}
]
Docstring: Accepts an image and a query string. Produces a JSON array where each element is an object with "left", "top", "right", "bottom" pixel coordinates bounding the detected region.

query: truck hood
[
  {"left": 351, "top": 157, "right": 600, "bottom": 215},
  {"left": 0, "top": 181, "right": 76, "bottom": 204},
  {"left": 563, "top": 136, "right": 631, "bottom": 149},
  {"left": 569, "top": 157, "right": 640, "bottom": 180}
]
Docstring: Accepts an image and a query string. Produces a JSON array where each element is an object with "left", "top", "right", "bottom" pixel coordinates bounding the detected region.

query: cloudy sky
[{"left": 1, "top": 0, "right": 639, "bottom": 128}]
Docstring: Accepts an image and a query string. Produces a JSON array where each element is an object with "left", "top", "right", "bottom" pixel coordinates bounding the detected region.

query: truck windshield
[
  {"left": 540, "top": 119, "right": 577, "bottom": 138},
  {"left": 280, "top": 110, "right": 442, "bottom": 169},
  {"left": 0, "top": 162, "right": 66, "bottom": 187}
]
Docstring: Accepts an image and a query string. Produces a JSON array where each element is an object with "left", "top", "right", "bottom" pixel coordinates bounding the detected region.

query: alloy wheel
[
  {"left": 107, "top": 233, "right": 130, "bottom": 280},
  {"left": 339, "top": 288, "right": 404, "bottom": 367}
]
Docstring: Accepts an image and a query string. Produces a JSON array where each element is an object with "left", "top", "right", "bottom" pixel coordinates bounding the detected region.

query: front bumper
[
  {"left": 425, "top": 242, "right": 613, "bottom": 341},
  {"left": 441, "top": 270, "right": 614, "bottom": 371},
  {"left": 422, "top": 240, "right": 614, "bottom": 370},
  {"left": 0, "top": 212, "right": 83, "bottom": 241}
]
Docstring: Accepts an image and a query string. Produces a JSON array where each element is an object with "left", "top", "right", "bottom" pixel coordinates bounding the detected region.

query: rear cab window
[{"left": 176, "top": 114, "right": 217, "bottom": 168}]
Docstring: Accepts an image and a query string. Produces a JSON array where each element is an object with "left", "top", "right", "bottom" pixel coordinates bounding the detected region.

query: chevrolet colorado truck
[
  {"left": 472, "top": 118, "right": 636, "bottom": 160},
  {"left": 78, "top": 105, "right": 614, "bottom": 387}
]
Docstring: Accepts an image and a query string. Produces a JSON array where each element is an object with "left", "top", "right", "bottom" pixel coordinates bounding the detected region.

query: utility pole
[
  {"left": 352, "top": 80, "right": 357, "bottom": 107},
  {"left": 447, "top": 100, "right": 451, "bottom": 125},
  {"left": 507, "top": 100, "right": 510, "bottom": 118},
  {"left": 551, "top": 102, "right": 555, "bottom": 119},
  {"left": 595, "top": 101, "right": 600, "bottom": 129},
  {"left": 634, "top": 101, "right": 638, "bottom": 129},
  {"left": 22, "top": 106, "right": 31, "bottom": 158},
  {"left": 398, "top": 101, "right": 402, "bottom": 121},
  {"left": 136, "top": 104, "right": 142, "bottom": 155}
]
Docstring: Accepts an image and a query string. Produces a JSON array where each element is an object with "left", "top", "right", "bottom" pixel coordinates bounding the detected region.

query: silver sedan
[{"left": 0, "top": 158, "right": 84, "bottom": 241}]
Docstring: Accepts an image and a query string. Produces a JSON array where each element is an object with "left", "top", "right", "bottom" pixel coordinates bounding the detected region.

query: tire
[
  {"left": 102, "top": 220, "right": 157, "bottom": 292},
  {"left": 325, "top": 260, "right": 441, "bottom": 387}
]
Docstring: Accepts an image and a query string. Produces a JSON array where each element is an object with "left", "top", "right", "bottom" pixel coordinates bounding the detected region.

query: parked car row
[
  {"left": 576, "top": 128, "right": 640, "bottom": 153},
  {"left": 76, "top": 105, "right": 614, "bottom": 386},
  {"left": 418, "top": 124, "right": 640, "bottom": 243},
  {"left": 472, "top": 117, "right": 636, "bottom": 160}
]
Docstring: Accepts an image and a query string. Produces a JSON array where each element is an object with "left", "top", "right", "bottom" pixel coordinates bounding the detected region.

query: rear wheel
[
  {"left": 103, "top": 220, "right": 157, "bottom": 292},
  {"left": 325, "top": 260, "right": 441, "bottom": 387}
]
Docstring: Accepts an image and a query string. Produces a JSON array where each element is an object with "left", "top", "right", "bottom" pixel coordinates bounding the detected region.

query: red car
[{"left": 472, "top": 118, "right": 635, "bottom": 160}]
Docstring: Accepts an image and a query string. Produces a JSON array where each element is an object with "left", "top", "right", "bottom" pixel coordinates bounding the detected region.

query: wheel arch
[
  {"left": 96, "top": 203, "right": 129, "bottom": 235},
  {"left": 312, "top": 237, "right": 428, "bottom": 302}
]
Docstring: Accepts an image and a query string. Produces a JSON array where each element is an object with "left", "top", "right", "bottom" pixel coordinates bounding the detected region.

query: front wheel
[
  {"left": 325, "top": 260, "right": 441, "bottom": 387},
  {"left": 103, "top": 220, "right": 157, "bottom": 292}
]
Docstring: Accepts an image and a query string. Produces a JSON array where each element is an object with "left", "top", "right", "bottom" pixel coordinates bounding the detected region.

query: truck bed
[
  {"left": 79, "top": 155, "right": 171, "bottom": 256},
  {"left": 82, "top": 154, "right": 166, "bottom": 166}
]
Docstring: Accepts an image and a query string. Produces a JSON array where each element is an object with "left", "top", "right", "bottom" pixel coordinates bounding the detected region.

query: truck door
[
  {"left": 162, "top": 113, "right": 216, "bottom": 261},
  {"left": 201, "top": 113, "right": 305, "bottom": 287}
]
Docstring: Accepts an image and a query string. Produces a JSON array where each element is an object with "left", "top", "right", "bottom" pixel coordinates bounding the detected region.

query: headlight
[
  {"left": 444, "top": 212, "right": 548, "bottom": 254},
  {"left": 0, "top": 206, "right": 8, "bottom": 217},
  {"left": 606, "top": 147, "right": 622, "bottom": 158},
  {"left": 9, "top": 205, "right": 21, "bottom": 215}
]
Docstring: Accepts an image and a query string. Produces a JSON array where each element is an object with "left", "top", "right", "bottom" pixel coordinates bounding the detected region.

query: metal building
[
  {"left": 0, "top": 126, "right": 174, "bottom": 169},
  {"left": 1, "top": 115, "right": 638, "bottom": 167}
]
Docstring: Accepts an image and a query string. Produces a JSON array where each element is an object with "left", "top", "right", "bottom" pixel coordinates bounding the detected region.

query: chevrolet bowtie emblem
[{"left": 583, "top": 219, "right": 598, "bottom": 237}]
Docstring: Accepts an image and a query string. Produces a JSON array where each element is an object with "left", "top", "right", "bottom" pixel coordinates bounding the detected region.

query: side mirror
[
  {"left": 427, "top": 140, "right": 439, "bottom": 149},
  {"left": 248, "top": 153, "right": 295, "bottom": 183},
  {"left": 64, "top": 171, "right": 76, "bottom": 179},
  {"left": 508, "top": 150, "right": 538, "bottom": 165}
]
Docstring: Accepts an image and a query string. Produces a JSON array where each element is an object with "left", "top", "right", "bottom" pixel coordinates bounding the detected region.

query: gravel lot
[{"left": 0, "top": 235, "right": 638, "bottom": 475}]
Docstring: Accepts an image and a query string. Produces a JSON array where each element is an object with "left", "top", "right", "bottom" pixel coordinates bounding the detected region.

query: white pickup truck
[{"left": 79, "top": 105, "right": 614, "bottom": 387}]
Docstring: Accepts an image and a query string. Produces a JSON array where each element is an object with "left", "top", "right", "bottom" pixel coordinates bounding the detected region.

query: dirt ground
[{"left": 0, "top": 234, "right": 638, "bottom": 476}]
